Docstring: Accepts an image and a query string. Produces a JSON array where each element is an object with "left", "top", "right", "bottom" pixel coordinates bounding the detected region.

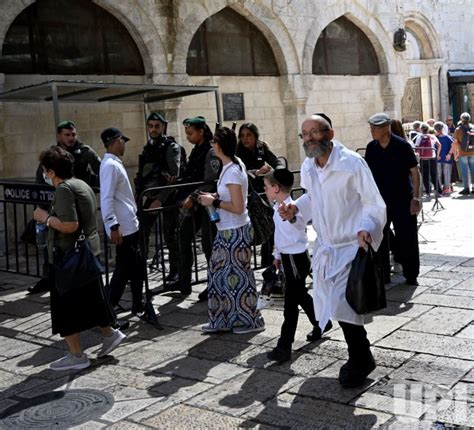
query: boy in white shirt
[{"left": 264, "top": 169, "right": 332, "bottom": 363}]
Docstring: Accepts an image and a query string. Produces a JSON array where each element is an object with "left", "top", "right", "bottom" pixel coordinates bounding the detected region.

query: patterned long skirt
[{"left": 207, "top": 222, "right": 264, "bottom": 330}]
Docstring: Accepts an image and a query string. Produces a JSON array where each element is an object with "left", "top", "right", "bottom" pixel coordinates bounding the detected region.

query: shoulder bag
[{"left": 346, "top": 244, "right": 386, "bottom": 314}]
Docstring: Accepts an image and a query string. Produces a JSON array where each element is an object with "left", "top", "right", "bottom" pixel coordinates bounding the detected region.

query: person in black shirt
[
  {"left": 236, "top": 122, "right": 284, "bottom": 267},
  {"left": 365, "top": 113, "right": 421, "bottom": 286},
  {"left": 165, "top": 117, "right": 221, "bottom": 297}
]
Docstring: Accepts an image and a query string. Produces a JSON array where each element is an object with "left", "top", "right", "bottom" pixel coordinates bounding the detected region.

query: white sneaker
[
  {"left": 257, "top": 294, "right": 274, "bottom": 310},
  {"left": 233, "top": 325, "right": 266, "bottom": 334},
  {"left": 97, "top": 329, "right": 126, "bottom": 358},
  {"left": 49, "top": 353, "right": 90, "bottom": 371}
]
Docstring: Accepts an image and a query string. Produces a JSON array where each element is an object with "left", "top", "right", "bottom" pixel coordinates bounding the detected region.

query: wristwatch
[{"left": 110, "top": 224, "right": 120, "bottom": 231}]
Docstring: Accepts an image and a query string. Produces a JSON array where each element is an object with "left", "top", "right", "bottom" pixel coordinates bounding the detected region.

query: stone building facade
[{"left": 1, "top": 0, "right": 474, "bottom": 178}]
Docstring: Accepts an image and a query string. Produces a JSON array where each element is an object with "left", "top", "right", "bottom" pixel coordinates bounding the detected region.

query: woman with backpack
[{"left": 414, "top": 123, "right": 441, "bottom": 196}]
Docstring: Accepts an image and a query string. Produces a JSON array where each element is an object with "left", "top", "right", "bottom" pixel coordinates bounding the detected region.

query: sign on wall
[
  {"left": 223, "top": 93, "right": 245, "bottom": 121},
  {"left": 3, "top": 183, "right": 54, "bottom": 204}
]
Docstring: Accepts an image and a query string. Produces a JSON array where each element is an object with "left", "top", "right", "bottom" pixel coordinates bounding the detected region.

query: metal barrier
[{"left": 0, "top": 175, "right": 305, "bottom": 292}]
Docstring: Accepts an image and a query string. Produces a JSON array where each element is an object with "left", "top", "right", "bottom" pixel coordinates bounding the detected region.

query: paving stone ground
[{"left": 0, "top": 190, "right": 473, "bottom": 429}]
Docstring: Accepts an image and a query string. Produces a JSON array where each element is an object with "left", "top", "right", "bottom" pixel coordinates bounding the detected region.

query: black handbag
[
  {"left": 20, "top": 219, "right": 37, "bottom": 245},
  {"left": 247, "top": 181, "right": 274, "bottom": 246},
  {"left": 54, "top": 234, "right": 104, "bottom": 296},
  {"left": 346, "top": 245, "right": 386, "bottom": 314}
]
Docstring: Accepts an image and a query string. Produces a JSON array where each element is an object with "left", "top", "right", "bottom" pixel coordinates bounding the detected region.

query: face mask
[{"left": 43, "top": 172, "right": 53, "bottom": 186}]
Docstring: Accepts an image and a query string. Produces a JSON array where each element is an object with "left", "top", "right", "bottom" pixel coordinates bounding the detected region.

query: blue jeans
[{"left": 458, "top": 156, "right": 474, "bottom": 190}]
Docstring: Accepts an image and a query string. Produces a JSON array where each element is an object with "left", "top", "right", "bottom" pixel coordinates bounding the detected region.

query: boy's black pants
[{"left": 277, "top": 251, "right": 317, "bottom": 350}]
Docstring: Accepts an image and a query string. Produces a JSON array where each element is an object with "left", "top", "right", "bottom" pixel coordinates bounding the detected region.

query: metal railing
[{"left": 1, "top": 175, "right": 305, "bottom": 291}]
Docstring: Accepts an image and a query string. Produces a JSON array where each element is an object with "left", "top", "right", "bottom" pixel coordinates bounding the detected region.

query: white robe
[{"left": 297, "top": 140, "right": 386, "bottom": 329}]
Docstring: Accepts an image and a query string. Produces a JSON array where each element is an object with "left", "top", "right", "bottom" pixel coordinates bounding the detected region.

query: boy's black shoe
[
  {"left": 164, "top": 273, "right": 179, "bottom": 284},
  {"left": 180, "top": 285, "right": 192, "bottom": 296},
  {"left": 338, "top": 351, "right": 376, "bottom": 388},
  {"left": 267, "top": 347, "right": 291, "bottom": 363},
  {"left": 459, "top": 188, "right": 470, "bottom": 195},
  {"left": 306, "top": 320, "right": 333, "bottom": 342}
]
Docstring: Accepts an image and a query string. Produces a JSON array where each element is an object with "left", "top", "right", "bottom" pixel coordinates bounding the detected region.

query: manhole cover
[{"left": 0, "top": 388, "right": 114, "bottom": 429}]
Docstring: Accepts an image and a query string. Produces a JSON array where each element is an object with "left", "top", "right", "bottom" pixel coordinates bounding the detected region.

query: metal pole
[
  {"left": 214, "top": 89, "right": 223, "bottom": 125},
  {"left": 51, "top": 83, "right": 60, "bottom": 132}
]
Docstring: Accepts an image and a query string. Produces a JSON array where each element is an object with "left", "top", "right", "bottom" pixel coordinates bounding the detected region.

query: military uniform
[
  {"left": 36, "top": 140, "right": 101, "bottom": 189},
  {"left": 173, "top": 118, "right": 222, "bottom": 293},
  {"left": 135, "top": 133, "right": 185, "bottom": 276}
]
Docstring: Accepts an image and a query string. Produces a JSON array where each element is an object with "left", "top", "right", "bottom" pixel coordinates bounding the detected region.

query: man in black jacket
[{"left": 135, "top": 112, "right": 185, "bottom": 282}]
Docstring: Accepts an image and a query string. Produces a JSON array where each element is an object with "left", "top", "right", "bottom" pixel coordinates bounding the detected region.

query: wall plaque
[{"left": 223, "top": 93, "right": 245, "bottom": 121}]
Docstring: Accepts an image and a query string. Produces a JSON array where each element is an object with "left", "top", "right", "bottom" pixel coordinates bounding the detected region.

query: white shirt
[
  {"left": 100, "top": 153, "right": 139, "bottom": 237},
  {"left": 298, "top": 140, "right": 386, "bottom": 329},
  {"left": 272, "top": 195, "right": 311, "bottom": 260},
  {"left": 216, "top": 159, "right": 249, "bottom": 230}
]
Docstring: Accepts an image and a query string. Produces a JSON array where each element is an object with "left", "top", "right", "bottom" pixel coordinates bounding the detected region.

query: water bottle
[
  {"left": 35, "top": 222, "right": 48, "bottom": 248},
  {"left": 206, "top": 206, "right": 220, "bottom": 223}
]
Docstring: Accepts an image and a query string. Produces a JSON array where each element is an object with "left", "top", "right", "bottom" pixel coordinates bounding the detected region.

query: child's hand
[{"left": 273, "top": 259, "right": 281, "bottom": 270}]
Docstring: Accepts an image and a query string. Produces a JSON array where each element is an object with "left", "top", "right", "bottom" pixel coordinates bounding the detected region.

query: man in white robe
[{"left": 280, "top": 114, "right": 386, "bottom": 388}]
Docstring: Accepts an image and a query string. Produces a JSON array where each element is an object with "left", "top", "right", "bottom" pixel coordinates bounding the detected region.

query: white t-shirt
[{"left": 216, "top": 159, "right": 249, "bottom": 230}]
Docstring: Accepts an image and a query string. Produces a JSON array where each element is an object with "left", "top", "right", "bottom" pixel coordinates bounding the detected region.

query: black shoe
[
  {"left": 405, "top": 278, "right": 419, "bottom": 286},
  {"left": 339, "top": 352, "right": 376, "bottom": 388},
  {"left": 267, "top": 347, "right": 291, "bottom": 363},
  {"left": 162, "top": 282, "right": 182, "bottom": 292},
  {"left": 459, "top": 188, "right": 470, "bottom": 195},
  {"left": 197, "top": 288, "right": 208, "bottom": 303},
  {"left": 27, "top": 278, "right": 49, "bottom": 294},
  {"left": 113, "top": 320, "right": 130, "bottom": 331},
  {"left": 164, "top": 273, "right": 179, "bottom": 284},
  {"left": 180, "top": 285, "right": 192, "bottom": 296},
  {"left": 306, "top": 320, "right": 333, "bottom": 342},
  {"left": 131, "top": 301, "right": 144, "bottom": 315}
]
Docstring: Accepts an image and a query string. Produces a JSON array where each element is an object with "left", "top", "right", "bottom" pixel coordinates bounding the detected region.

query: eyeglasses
[{"left": 299, "top": 128, "right": 330, "bottom": 140}]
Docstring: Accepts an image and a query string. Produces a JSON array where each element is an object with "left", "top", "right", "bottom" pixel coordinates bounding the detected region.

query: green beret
[
  {"left": 147, "top": 112, "right": 166, "bottom": 123},
  {"left": 57, "top": 120, "right": 76, "bottom": 132},
  {"left": 183, "top": 116, "right": 207, "bottom": 127}
]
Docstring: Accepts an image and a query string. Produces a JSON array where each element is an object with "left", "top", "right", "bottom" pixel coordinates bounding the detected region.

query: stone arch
[
  {"left": 404, "top": 11, "right": 443, "bottom": 60},
  {"left": 302, "top": 4, "right": 397, "bottom": 76},
  {"left": 173, "top": 2, "right": 299, "bottom": 76},
  {"left": 0, "top": 0, "right": 161, "bottom": 76}
]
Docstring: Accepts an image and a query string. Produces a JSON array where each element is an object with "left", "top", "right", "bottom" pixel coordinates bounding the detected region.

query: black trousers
[
  {"left": 177, "top": 206, "right": 215, "bottom": 286},
  {"left": 378, "top": 200, "right": 420, "bottom": 282},
  {"left": 420, "top": 159, "right": 440, "bottom": 194},
  {"left": 141, "top": 206, "right": 180, "bottom": 276},
  {"left": 277, "top": 251, "right": 317, "bottom": 350},
  {"left": 339, "top": 321, "right": 371, "bottom": 364},
  {"left": 108, "top": 231, "right": 144, "bottom": 308}
]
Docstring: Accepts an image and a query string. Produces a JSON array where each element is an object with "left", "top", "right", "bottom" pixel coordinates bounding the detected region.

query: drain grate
[{"left": 0, "top": 389, "right": 114, "bottom": 429}]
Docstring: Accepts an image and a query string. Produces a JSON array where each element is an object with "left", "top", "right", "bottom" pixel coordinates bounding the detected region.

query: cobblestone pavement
[{"left": 0, "top": 190, "right": 473, "bottom": 429}]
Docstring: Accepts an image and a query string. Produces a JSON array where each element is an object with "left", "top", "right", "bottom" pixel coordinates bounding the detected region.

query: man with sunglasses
[{"left": 280, "top": 114, "right": 386, "bottom": 388}]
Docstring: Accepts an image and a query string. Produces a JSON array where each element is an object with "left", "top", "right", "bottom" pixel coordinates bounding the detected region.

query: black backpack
[{"left": 458, "top": 125, "right": 474, "bottom": 152}]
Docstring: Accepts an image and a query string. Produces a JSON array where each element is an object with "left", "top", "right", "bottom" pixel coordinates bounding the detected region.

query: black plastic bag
[
  {"left": 54, "top": 235, "right": 104, "bottom": 296},
  {"left": 346, "top": 245, "right": 386, "bottom": 314},
  {"left": 247, "top": 190, "right": 274, "bottom": 246},
  {"left": 20, "top": 219, "right": 37, "bottom": 245}
]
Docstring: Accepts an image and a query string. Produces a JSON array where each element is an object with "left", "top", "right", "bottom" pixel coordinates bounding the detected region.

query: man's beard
[{"left": 303, "top": 138, "right": 332, "bottom": 158}]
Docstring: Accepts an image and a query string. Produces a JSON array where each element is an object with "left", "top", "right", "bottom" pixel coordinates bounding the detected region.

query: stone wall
[{"left": 1, "top": 0, "right": 474, "bottom": 179}]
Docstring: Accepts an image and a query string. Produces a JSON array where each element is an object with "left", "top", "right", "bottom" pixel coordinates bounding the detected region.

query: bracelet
[
  {"left": 212, "top": 198, "right": 221, "bottom": 209},
  {"left": 45, "top": 216, "right": 51, "bottom": 227}
]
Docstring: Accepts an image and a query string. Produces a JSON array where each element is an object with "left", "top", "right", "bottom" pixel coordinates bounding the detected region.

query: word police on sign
[{"left": 3, "top": 183, "right": 54, "bottom": 204}]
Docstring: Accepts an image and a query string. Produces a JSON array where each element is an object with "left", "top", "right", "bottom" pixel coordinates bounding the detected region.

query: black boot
[
  {"left": 27, "top": 278, "right": 49, "bottom": 295},
  {"left": 338, "top": 350, "right": 376, "bottom": 388},
  {"left": 267, "top": 346, "right": 291, "bottom": 364}
]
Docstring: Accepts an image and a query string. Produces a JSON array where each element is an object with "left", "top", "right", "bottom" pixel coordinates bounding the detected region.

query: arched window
[
  {"left": 313, "top": 17, "right": 379, "bottom": 75},
  {"left": 0, "top": 0, "right": 144, "bottom": 75},
  {"left": 187, "top": 8, "right": 279, "bottom": 76}
]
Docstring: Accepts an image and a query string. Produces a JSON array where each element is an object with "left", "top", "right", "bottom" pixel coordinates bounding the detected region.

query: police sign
[{"left": 3, "top": 183, "right": 54, "bottom": 204}]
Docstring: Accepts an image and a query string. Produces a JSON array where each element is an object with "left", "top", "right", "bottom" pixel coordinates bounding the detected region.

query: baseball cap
[{"left": 100, "top": 127, "right": 130, "bottom": 145}]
